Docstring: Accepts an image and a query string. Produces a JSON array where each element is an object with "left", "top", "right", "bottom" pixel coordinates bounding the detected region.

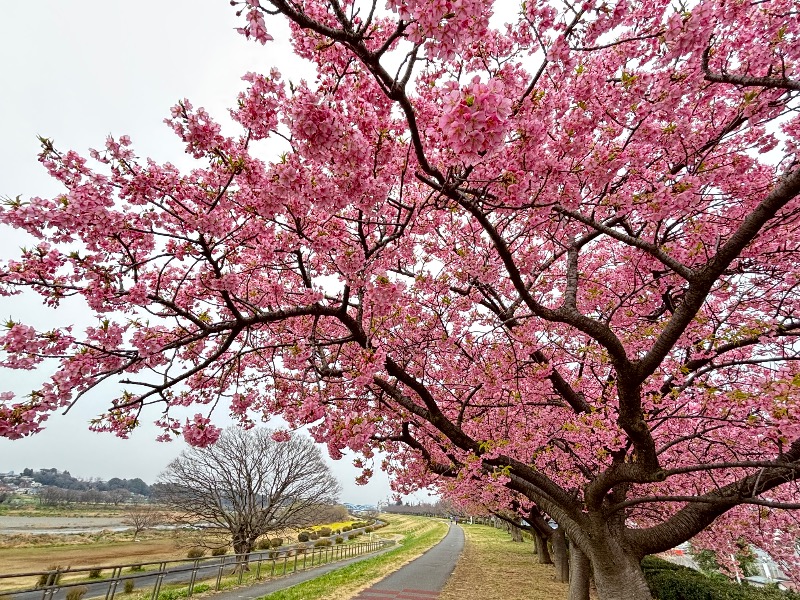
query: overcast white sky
[{"left": 0, "top": 0, "right": 435, "bottom": 505}]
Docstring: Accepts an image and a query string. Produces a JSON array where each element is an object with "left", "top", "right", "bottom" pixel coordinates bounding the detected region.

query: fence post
[
  {"left": 215, "top": 555, "right": 226, "bottom": 591},
  {"left": 150, "top": 562, "right": 167, "bottom": 600},
  {"left": 187, "top": 558, "right": 200, "bottom": 596},
  {"left": 103, "top": 568, "right": 118, "bottom": 600},
  {"left": 107, "top": 572, "right": 120, "bottom": 600},
  {"left": 237, "top": 554, "right": 245, "bottom": 585}
]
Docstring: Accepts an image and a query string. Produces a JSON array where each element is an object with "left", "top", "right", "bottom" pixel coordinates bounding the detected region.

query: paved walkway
[
  {"left": 208, "top": 523, "right": 464, "bottom": 600},
  {"left": 352, "top": 523, "right": 464, "bottom": 600}
]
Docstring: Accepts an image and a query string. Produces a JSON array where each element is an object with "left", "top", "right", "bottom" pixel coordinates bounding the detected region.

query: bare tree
[
  {"left": 122, "top": 505, "right": 163, "bottom": 541},
  {"left": 108, "top": 488, "right": 131, "bottom": 506},
  {"left": 156, "top": 428, "right": 340, "bottom": 562}
]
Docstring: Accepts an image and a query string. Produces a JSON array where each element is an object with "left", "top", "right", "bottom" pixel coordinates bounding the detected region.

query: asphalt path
[{"left": 352, "top": 523, "right": 464, "bottom": 600}]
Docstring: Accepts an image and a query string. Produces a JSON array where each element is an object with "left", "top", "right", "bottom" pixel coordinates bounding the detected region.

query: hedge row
[{"left": 642, "top": 556, "right": 799, "bottom": 600}]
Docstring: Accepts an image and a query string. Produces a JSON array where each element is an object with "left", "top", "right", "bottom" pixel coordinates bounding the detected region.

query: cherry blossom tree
[{"left": 2, "top": 1, "right": 800, "bottom": 598}]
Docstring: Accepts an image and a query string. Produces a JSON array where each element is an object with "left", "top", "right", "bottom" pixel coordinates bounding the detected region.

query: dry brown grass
[
  {"left": 0, "top": 532, "right": 191, "bottom": 592},
  {"left": 440, "top": 524, "right": 597, "bottom": 600}
]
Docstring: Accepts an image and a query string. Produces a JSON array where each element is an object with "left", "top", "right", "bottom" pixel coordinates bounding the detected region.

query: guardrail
[{"left": 0, "top": 539, "right": 394, "bottom": 600}]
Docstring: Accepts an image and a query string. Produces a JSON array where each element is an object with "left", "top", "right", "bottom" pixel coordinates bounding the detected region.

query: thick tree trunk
[
  {"left": 533, "top": 529, "right": 552, "bottom": 564},
  {"left": 590, "top": 549, "right": 651, "bottom": 600},
  {"left": 551, "top": 526, "right": 570, "bottom": 583},
  {"left": 232, "top": 537, "right": 252, "bottom": 572},
  {"left": 568, "top": 543, "right": 591, "bottom": 600}
]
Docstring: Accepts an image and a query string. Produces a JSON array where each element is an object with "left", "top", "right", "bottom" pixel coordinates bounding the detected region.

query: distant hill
[{"left": 18, "top": 468, "right": 152, "bottom": 496}]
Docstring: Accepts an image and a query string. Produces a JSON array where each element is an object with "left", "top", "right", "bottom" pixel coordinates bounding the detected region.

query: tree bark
[
  {"left": 568, "top": 543, "right": 591, "bottom": 600},
  {"left": 551, "top": 526, "right": 570, "bottom": 583},
  {"left": 232, "top": 537, "right": 252, "bottom": 572},
  {"left": 510, "top": 524, "right": 524, "bottom": 542},
  {"left": 591, "top": 552, "right": 651, "bottom": 600},
  {"left": 533, "top": 529, "right": 553, "bottom": 564}
]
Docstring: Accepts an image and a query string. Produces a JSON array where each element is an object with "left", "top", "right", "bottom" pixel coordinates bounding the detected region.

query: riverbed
[{"left": 0, "top": 516, "right": 128, "bottom": 534}]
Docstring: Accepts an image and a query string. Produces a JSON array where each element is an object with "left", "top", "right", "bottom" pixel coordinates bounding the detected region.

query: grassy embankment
[
  {"left": 84, "top": 515, "right": 446, "bottom": 600},
  {"left": 257, "top": 514, "right": 449, "bottom": 600},
  {"left": 439, "top": 523, "right": 596, "bottom": 600},
  {"left": 267, "top": 520, "right": 588, "bottom": 600},
  {"left": 0, "top": 529, "right": 191, "bottom": 592},
  {"left": 0, "top": 517, "right": 388, "bottom": 593}
]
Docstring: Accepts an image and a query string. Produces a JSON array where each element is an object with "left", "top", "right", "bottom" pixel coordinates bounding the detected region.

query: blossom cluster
[{"left": 435, "top": 76, "right": 512, "bottom": 164}]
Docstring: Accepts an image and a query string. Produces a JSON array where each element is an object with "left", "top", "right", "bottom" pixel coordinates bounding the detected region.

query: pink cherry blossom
[{"left": 2, "top": 1, "right": 799, "bottom": 598}]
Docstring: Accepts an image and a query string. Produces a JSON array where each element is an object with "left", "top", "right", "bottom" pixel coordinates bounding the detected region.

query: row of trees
[
  {"left": 38, "top": 486, "right": 136, "bottom": 506},
  {"left": 1, "top": 0, "right": 799, "bottom": 598},
  {"left": 20, "top": 468, "right": 151, "bottom": 496}
]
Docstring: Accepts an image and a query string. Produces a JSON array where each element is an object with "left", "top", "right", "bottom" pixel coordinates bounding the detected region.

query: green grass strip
[{"left": 259, "top": 520, "right": 449, "bottom": 600}]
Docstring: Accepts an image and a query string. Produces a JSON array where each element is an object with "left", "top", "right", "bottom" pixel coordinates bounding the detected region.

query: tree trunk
[
  {"left": 232, "top": 538, "right": 252, "bottom": 572},
  {"left": 590, "top": 549, "right": 651, "bottom": 600},
  {"left": 510, "top": 524, "right": 523, "bottom": 542},
  {"left": 533, "top": 529, "right": 552, "bottom": 564},
  {"left": 568, "top": 543, "right": 590, "bottom": 600},
  {"left": 551, "top": 526, "right": 569, "bottom": 583}
]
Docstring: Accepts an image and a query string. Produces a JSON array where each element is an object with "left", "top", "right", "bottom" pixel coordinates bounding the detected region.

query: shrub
[
  {"left": 88, "top": 568, "right": 102, "bottom": 579},
  {"left": 342, "top": 525, "right": 351, "bottom": 532},
  {"left": 314, "top": 539, "right": 331, "bottom": 547},
  {"left": 256, "top": 539, "right": 271, "bottom": 550},
  {"left": 309, "top": 531, "right": 319, "bottom": 540},
  {"left": 297, "top": 531, "right": 310, "bottom": 543},
  {"left": 318, "top": 527, "right": 332, "bottom": 537},
  {"left": 642, "top": 556, "right": 799, "bottom": 600},
  {"left": 65, "top": 586, "right": 88, "bottom": 600},
  {"left": 271, "top": 538, "right": 283, "bottom": 548},
  {"left": 124, "top": 580, "right": 135, "bottom": 594},
  {"left": 186, "top": 548, "right": 205, "bottom": 559},
  {"left": 211, "top": 547, "right": 227, "bottom": 556},
  {"left": 364, "top": 527, "right": 373, "bottom": 533},
  {"left": 36, "top": 566, "right": 63, "bottom": 588},
  {"left": 335, "top": 536, "right": 344, "bottom": 544}
]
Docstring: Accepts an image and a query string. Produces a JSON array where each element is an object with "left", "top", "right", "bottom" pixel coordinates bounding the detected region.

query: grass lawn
[{"left": 440, "top": 524, "right": 597, "bottom": 600}]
